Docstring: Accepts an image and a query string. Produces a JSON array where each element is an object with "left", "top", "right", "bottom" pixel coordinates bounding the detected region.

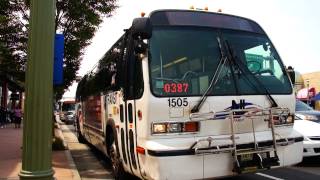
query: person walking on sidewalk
[
  {"left": 0, "top": 107, "right": 5, "bottom": 128},
  {"left": 0, "top": 107, "right": 4, "bottom": 128},
  {"left": 14, "top": 107, "right": 23, "bottom": 128}
]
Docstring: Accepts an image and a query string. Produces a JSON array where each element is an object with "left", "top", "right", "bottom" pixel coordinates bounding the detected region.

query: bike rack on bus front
[{"left": 189, "top": 107, "right": 291, "bottom": 173}]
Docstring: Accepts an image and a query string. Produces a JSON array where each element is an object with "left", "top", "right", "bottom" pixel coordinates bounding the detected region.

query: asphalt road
[{"left": 61, "top": 124, "right": 320, "bottom": 180}]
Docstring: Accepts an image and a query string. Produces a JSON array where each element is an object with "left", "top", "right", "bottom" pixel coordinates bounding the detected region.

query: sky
[{"left": 63, "top": 0, "right": 320, "bottom": 97}]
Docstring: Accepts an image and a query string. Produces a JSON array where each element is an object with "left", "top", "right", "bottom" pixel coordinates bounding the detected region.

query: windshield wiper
[
  {"left": 191, "top": 35, "right": 278, "bottom": 114},
  {"left": 223, "top": 39, "right": 278, "bottom": 108},
  {"left": 191, "top": 37, "right": 227, "bottom": 113}
]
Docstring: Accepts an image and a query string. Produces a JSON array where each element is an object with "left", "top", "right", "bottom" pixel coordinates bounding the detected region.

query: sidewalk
[{"left": 0, "top": 124, "right": 80, "bottom": 180}]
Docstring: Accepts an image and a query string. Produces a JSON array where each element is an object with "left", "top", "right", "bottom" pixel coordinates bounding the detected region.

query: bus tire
[
  {"left": 76, "top": 120, "right": 86, "bottom": 144},
  {"left": 108, "top": 132, "right": 130, "bottom": 180},
  {"left": 109, "top": 141, "right": 127, "bottom": 180}
]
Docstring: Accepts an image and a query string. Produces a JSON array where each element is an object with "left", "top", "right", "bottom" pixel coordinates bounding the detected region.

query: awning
[
  {"left": 312, "top": 93, "right": 320, "bottom": 101},
  {"left": 296, "top": 87, "right": 316, "bottom": 100},
  {"left": 0, "top": 73, "right": 24, "bottom": 91}
]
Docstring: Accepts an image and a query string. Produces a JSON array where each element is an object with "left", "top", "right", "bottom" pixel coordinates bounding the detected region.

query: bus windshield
[
  {"left": 149, "top": 27, "right": 292, "bottom": 97},
  {"left": 62, "top": 103, "right": 75, "bottom": 111}
]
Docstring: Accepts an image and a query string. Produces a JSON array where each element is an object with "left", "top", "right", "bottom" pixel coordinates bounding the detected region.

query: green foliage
[
  {"left": 0, "top": 0, "right": 28, "bottom": 82},
  {"left": 0, "top": 0, "right": 118, "bottom": 99},
  {"left": 54, "top": 0, "right": 118, "bottom": 100}
]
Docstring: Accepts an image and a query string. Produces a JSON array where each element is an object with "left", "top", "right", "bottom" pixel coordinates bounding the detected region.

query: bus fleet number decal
[
  {"left": 168, "top": 98, "right": 188, "bottom": 107},
  {"left": 106, "top": 93, "right": 117, "bottom": 104}
]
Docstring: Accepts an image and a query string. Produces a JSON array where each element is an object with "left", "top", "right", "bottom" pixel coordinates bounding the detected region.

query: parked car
[
  {"left": 295, "top": 100, "right": 320, "bottom": 122},
  {"left": 294, "top": 116, "right": 320, "bottom": 157},
  {"left": 64, "top": 111, "right": 75, "bottom": 125}
]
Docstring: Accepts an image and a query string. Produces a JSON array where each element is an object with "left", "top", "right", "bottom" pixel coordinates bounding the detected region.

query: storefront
[
  {"left": 301, "top": 71, "right": 320, "bottom": 110},
  {"left": 297, "top": 87, "right": 316, "bottom": 108},
  {"left": 0, "top": 73, "right": 24, "bottom": 110}
]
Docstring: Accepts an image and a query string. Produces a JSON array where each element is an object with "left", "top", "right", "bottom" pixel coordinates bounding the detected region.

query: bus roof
[{"left": 60, "top": 98, "right": 75, "bottom": 103}]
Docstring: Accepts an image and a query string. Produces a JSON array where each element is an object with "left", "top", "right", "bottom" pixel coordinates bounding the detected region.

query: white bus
[
  {"left": 75, "top": 9, "right": 303, "bottom": 180},
  {"left": 58, "top": 98, "right": 76, "bottom": 124}
]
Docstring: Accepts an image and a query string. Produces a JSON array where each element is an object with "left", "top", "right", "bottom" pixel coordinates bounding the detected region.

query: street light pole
[{"left": 19, "top": 0, "right": 56, "bottom": 180}]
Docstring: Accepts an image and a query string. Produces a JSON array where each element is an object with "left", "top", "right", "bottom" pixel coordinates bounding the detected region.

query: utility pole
[{"left": 19, "top": 0, "right": 55, "bottom": 180}]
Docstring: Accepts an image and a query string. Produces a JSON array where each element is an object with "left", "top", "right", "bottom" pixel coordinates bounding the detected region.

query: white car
[
  {"left": 294, "top": 118, "right": 320, "bottom": 157},
  {"left": 64, "top": 111, "right": 76, "bottom": 125}
]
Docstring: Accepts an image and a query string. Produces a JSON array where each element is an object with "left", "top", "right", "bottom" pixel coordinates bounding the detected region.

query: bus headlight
[
  {"left": 273, "top": 114, "right": 294, "bottom": 125},
  {"left": 286, "top": 115, "right": 294, "bottom": 123},
  {"left": 152, "top": 122, "right": 199, "bottom": 134},
  {"left": 167, "top": 123, "right": 183, "bottom": 133}
]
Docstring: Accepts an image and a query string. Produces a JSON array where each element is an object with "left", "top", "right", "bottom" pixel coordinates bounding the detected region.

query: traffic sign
[{"left": 53, "top": 34, "right": 64, "bottom": 85}]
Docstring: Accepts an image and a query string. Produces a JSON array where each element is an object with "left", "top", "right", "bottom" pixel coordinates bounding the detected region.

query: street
[
  {"left": 60, "top": 124, "right": 115, "bottom": 180},
  {"left": 61, "top": 123, "right": 138, "bottom": 180},
  {"left": 61, "top": 124, "right": 320, "bottom": 180}
]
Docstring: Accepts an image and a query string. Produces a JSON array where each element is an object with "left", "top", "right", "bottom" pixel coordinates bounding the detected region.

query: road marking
[{"left": 255, "top": 172, "right": 284, "bottom": 180}]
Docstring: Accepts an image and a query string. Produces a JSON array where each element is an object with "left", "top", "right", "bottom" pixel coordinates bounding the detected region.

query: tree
[
  {"left": 0, "top": 0, "right": 118, "bottom": 99},
  {"left": 0, "top": 0, "right": 28, "bottom": 82},
  {"left": 54, "top": 0, "right": 118, "bottom": 100}
]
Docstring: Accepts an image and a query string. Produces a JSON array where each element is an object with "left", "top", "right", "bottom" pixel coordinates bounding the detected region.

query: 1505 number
[{"left": 168, "top": 98, "right": 188, "bottom": 107}]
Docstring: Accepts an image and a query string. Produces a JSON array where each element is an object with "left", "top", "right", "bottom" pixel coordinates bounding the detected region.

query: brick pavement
[{"left": 0, "top": 124, "right": 80, "bottom": 180}]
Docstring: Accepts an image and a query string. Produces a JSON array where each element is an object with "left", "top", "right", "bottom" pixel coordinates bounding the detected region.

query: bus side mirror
[
  {"left": 131, "top": 17, "right": 152, "bottom": 40},
  {"left": 286, "top": 66, "right": 295, "bottom": 85}
]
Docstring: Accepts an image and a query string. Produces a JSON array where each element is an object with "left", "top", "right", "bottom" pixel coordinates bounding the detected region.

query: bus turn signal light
[
  {"left": 138, "top": 110, "right": 142, "bottom": 120},
  {"left": 184, "top": 122, "right": 199, "bottom": 132},
  {"left": 136, "top": 146, "right": 145, "bottom": 155}
]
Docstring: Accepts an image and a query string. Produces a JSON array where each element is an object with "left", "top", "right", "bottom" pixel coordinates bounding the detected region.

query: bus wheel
[
  {"left": 76, "top": 121, "right": 85, "bottom": 143},
  {"left": 109, "top": 141, "right": 127, "bottom": 180}
]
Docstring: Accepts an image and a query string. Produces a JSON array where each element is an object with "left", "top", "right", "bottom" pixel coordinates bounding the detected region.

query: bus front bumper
[{"left": 138, "top": 136, "right": 303, "bottom": 180}]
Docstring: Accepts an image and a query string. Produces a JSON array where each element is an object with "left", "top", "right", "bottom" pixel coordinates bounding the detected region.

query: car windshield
[
  {"left": 296, "top": 100, "right": 313, "bottom": 111},
  {"left": 149, "top": 27, "right": 292, "bottom": 97}
]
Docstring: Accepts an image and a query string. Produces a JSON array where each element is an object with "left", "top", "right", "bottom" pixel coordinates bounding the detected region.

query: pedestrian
[
  {"left": 14, "top": 107, "right": 23, "bottom": 128},
  {"left": 0, "top": 107, "right": 5, "bottom": 128},
  {"left": 9, "top": 109, "right": 14, "bottom": 125}
]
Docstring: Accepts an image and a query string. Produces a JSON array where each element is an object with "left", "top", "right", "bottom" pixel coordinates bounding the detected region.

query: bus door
[
  {"left": 118, "top": 34, "right": 142, "bottom": 176},
  {"left": 117, "top": 97, "right": 139, "bottom": 175},
  {"left": 106, "top": 91, "right": 132, "bottom": 173},
  {"left": 117, "top": 94, "right": 130, "bottom": 172},
  {"left": 127, "top": 99, "right": 140, "bottom": 174}
]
